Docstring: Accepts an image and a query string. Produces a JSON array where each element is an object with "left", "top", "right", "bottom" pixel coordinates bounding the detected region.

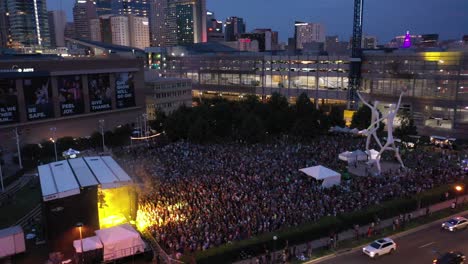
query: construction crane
[{"left": 347, "top": 0, "right": 364, "bottom": 110}]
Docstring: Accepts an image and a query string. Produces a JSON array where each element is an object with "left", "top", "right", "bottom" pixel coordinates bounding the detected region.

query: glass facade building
[{"left": 111, "top": 0, "right": 149, "bottom": 17}]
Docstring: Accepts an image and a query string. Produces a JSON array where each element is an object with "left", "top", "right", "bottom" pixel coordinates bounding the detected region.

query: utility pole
[
  {"left": 99, "top": 120, "right": 105, "bottom": 152},
  {"left": 14, "top": 128, "right": 22, "bottom": 169},
  {"left": 50, "top": 127, "right": 57, "bottom": 162}
]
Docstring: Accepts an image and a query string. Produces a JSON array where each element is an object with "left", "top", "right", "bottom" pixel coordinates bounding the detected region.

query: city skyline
[{"left": 46, "top": 0, "right": 468, "bottom": 43}]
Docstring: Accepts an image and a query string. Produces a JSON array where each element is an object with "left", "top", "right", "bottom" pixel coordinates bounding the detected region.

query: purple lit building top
[{"left": 402, "top": 31, "right": 411, "bottom": 48}]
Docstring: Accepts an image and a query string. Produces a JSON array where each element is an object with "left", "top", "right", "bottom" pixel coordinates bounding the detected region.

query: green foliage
[
  {"left": 351, "top": 103, "right": 384, "bottom": 133},
  {"left": 395, "top": 110, "right": 418, "bottom": 139},
  {"left": 188, "top": 117, "right": 212, "bottom": 143},
  {"left": 329, "top": 105, "right": 346, "bottom": 127},
  {"left": 240, "top": 115, "right": 265, "bottom": 143}
]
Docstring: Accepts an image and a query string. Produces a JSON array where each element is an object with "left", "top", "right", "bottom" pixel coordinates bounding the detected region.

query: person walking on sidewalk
[{"left": 354, "top": 224, "right": 360, "bottom": 240}]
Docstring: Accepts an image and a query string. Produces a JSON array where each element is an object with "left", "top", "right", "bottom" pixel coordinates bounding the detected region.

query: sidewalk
[{"left": 234, "top": 194, "right": 468, "bottom": 264}]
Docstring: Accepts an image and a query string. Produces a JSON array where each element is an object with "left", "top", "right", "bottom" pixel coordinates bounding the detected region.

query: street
[{"left": 317, "top": 214, "right": 468, "bottom": 264}]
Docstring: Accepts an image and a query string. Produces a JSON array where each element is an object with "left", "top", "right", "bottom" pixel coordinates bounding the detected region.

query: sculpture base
[{"left": 347, "top": 161, "right": 402, "bottom": 177}]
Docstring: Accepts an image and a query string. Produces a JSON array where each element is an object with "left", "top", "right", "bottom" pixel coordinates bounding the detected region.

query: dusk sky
[{"left": 47, "top": 0, "right": 468, "bottom": 43}]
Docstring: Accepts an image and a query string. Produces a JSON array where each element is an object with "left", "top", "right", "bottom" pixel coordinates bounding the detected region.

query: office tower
[
  {"left": 64, "top": 22, "right": 76, "bottom": 39},
  {"left": 149, "top": 0, "right": 167, "bottom": 47},
  {"left": 112, "top": 0, "right": 149, "bottom": 17},
  {"left": 206, "top": 11, "right": 223, "bottom": 42},
  {"left": 0, "top": 0, "right": 9, "bottom": 48},
  {"left": 89, "top": 18, "right": 102, "bottom": 41},
  {"left": 294, "top": 21, "right": 325, "bottom": 50},
  {"left": 362, "top": 35, "right": 377, "bottom": 49},
  {"left": 165, "top": 0, "right": 207, "bottom": 46},
  {"left": 73, "top": 0, "right": 97, "bottom": 40},
  {"left": 224, "top": 16, "right": 245, "bottom": 41},
  {"left": 48, "top": 10, "right": 66, "bottom": 47},
  {"left": 110, "top": 15, "right": 130, "bottom": 46},
  {"left": 128, "top": 15, "right": 150, "bottom": 49},
  {"left": 95, "top": 0, "right": 112, "bottom": 16},
  {"left": 3, "top": 0, "right": 50, "bottom": 47}
]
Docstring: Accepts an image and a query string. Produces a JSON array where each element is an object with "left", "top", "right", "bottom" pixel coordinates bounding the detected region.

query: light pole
[
  {"left": 455, "top": 185, "right": 463, "bottom": 205},
  {"left": 99, "top": 120, "right": 105, "bottom": 152},
  {"left": 50, "top": 127, "right": 57, "bottom": 162},
  {"left": 273, "top": 235, "right": 278, "bottom": 262},
  {"left": 76, "top": 222, "right": 84, "bottom": 263},
  {"left": 14, "top": 128, "right": 22, "bottom": 169}
]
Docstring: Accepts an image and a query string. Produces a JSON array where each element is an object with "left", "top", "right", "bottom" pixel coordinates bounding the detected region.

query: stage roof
[{"left": 38, "top": 156, "right": 132, "bottom": 202}]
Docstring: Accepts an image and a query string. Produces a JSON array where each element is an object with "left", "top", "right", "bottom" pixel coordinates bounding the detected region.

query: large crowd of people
[{"left": 117, "top": 135, "right": 466, "bottom": 258}]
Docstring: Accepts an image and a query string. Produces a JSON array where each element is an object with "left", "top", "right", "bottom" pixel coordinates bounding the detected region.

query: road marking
[{"left": 419, "top": 242, "right": 435, "bottom": 248}]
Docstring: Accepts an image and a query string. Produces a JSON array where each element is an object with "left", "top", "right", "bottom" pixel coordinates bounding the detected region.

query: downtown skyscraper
[
  {"left": 73, "top": 0, "right": 97, "bottom": 40},
  {"left": 0, "top": 0, "right": 50, "bottom": 48},
  {"left": 224, "top": 16, "right": 246, "bottom": 42},
  {"left": 112, "top": 0, "right": 149, "bottom": 17}
]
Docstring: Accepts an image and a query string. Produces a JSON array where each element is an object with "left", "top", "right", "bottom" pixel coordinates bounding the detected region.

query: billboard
[
  {"left": 58, "top": 75, "right": 84, "bottom": 116},
  {"left": 115, "top": 72, "right": 135, "bottom": 109},
  {"left": 24, "top": 77, "right": 54, "bottom": 121},
  {"left": 0, "top": 79, "right": 19, "bottom": 124},
  {"left": 88, "top": 74, "right": 112, "bottom": 112}
]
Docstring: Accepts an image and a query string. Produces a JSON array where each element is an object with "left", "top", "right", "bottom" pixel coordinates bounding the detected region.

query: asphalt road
[{"left": 318, "top": 214, "right": 468, "bottom": 264}]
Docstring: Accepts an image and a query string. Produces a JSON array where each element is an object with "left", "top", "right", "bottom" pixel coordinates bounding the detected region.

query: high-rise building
[
  {"left": 294, "top": 21, "right": 325, "bottom": 50},
  {"left": 112, "top": 0, "right": 149, "bottom": 17},
  {"left": 95, "top": 0, "right": 112, "bottom": 16},
  {"left": 165, "top": 0, "right": 207, "bottom": 46},
  {"left": 362, "top": 35, "right": 377, "bottom": 49},
  {"left": 128, "top": 15, "right": 150, "bottom": 49},
  {"left": 149, "top": 0, "right": 167, "bottom": 47},
  {"left": 73, "top": 0, "right": 97, "bottom": 40},
  {"left": 64, "top": 22, "right": 76, "bottom": 39},
  {"left": 3, "top": 0, "right": 50, "bottom": 47},
  {"left": 48, "top": 10, "right": 66, "bottom": 47},
  {"left": 110, "top": 15, "right": 130, "bottom": 46},
  {"left": 0, "top": 0, "right": 10, "bottom": 48},
  {"left": 224, "top": 16, "right": 245, "bottom": 42},
  {"left": 89, "top": 18, "right": 102, "bottom": 42},
  {"left": 206, "top": 11, "right": 223, "bottom": 42}
]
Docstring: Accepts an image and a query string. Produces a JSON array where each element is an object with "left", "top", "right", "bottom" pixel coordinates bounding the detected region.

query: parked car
[
  {"left": 441, "top": 217, "right": 468, "bottom": 231},
  {"left": 433, "top": 251, "right": 465, "bottom": 264},
  {"left": 362, "top": 238, "right": 396, "bottom": 258}
]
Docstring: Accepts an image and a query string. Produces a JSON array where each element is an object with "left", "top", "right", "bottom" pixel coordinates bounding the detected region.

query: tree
[
  {"left": 295, "top": 93, "right": 315, "bottom": 118},
  {"left": 267, "top": 92, "right": 289, "bottom": 112},
  {"left": 351, "top": 103, "right": 384, "bottom": 133},
  {"left": 188, "top": 117, "right": 211, "bottom": 143},
  {"left": 329, "top": 105, "right": 346, "bottom": 127},
  {"left": 292, "top": 117, "right": 320, "bottom": 138},
  {"left": 240, "top": 115, "right": 265, "bottom": 143},
  {"left": 395, "top": 110, "right": 418, "bottom": 139}
]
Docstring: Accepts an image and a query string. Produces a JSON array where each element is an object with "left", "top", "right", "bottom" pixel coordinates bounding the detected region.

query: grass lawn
[{"left": 0, "top": 183, "right": 41, "bottom": 228}]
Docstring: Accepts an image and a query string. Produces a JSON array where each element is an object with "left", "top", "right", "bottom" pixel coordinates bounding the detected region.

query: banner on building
[
  {"left": 24, "top": 77, "right": 54, "bottom": 121},
  {"left": 115, "top": 72, "right": 135, "bottom": 109},
  {"left": 0, "top": 79, "right": 19, "bottom": 124},
  {"left": 58, "top": 75, "right": 84, "bottom": 116},
  {"left": 88, "top": 74, "right": 112, "bottom": 112}
]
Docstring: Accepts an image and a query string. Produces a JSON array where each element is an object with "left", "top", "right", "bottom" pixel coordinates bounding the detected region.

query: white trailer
[{"left": 0, "top": 226, "right": 26, "bottom": 258}]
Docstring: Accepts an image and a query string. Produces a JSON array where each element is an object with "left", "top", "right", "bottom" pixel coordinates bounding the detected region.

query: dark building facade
[
  {"left": 0, "top": 56, "right": 146, "bottom": 146},
  {"left": 95, "top": 0, "right": 112, "bottom": 16},
  {"left": 111, "top": 0, "right": 149, "bottom": 17},
  {"left": 73, "top": 0, "right": 97, "bottom": 40},
  {"left": 224, "top": 16, "right": 245, "bottom": 42}
]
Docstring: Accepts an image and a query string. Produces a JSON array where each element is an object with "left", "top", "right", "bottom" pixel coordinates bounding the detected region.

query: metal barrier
[{"left": 142, "top": 231, "right": 184, "bottom": 264}]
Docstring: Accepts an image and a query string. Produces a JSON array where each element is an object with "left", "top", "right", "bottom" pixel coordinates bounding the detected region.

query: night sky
[{"left": 47, "top": 0, "right": 467, "bottom": 43}]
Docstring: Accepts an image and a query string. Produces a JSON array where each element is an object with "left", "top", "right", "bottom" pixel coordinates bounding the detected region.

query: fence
[{"left": 143, "top": 231, "right": 184, "bottom": 264}]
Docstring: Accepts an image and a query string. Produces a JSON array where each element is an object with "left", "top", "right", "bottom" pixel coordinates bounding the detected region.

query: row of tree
[{"left": 162, "top": 93, "right": 346, "bottom": 143}]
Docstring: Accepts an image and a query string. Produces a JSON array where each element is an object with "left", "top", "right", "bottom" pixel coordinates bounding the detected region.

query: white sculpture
[
  {"left": 356, "top": 92, "right": 383, "bottom": 153},
  {"left": 372, "top": 91, "right": 406, "bottom": 173}
]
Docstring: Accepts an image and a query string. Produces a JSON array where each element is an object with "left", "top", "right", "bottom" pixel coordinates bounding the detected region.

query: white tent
[
  {"left": 95, "top": 224, "right": 145, "bottom": 261},
  {"left": 73, "top": 236, "right": 103, "bottom": 253},
  {"left": 299, "top": 165, "right": 341, "bottom": 188},
  {"left": 338, "top": 150, "right": 367, "bottom": 162},
  {"left": 62, "top": 148, "right": 80, "bottom": 159}
]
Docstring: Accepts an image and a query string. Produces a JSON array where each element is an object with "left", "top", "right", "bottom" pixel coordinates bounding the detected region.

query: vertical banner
[
  {"left": 88, "top": 74, "right": 112, "bottom": 112},
  {"left": 24, "top": 77, "right": 54, "bottom": 121},
  {"left": 0, "top": 79, "right": 19, "bottom": 124},
  {"left": 115, "top": 72, "right": 135, "bottom": 108},
  {"left": 58, "top": 75, "right": 84, "bottom": 116}
]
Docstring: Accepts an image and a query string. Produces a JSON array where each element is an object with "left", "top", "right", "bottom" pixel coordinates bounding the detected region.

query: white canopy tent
[
  {"left": 338, "top": 150, "right": 367, "bottom": 162},
  {"left": 95, "top": 224, "right": 145, "bottom": 261},
  {"left": 366, "top": 149, "right": 380, "bottom": 160},
  {"left": 299, "top": 165, "right": 341, "bottom": 188},
  {"left": 73, "top": 236, "right": 103, "bottom": 253}
]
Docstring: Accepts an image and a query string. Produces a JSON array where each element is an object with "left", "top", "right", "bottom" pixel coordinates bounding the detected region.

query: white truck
[{"left": 0, "top": 226, "right": 26, "bottom": 258}]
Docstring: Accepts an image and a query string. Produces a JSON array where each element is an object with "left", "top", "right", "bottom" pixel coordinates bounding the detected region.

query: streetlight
[
  {"left": 455, "top": 185, "right": 464, "bottom": 205},
  {"left": 99, "top": 120, "right": 105, "bottom": 152},
  {"left": 50, "top": 127, "right": 57, "bottom": 162},
  {"left": 76, "top": 222, "right": 84, "bottom": 264},
  {"left": 273, "top": 235, "right": 278, "bottom": 262}
]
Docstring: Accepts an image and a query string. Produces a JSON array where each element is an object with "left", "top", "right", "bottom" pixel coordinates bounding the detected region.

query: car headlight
[
  {"left": 449, "top": 227, "right": 454, "bottom": 231},
  {"left": 370, "top": 252, "right": 375, "bottom": 256}
]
